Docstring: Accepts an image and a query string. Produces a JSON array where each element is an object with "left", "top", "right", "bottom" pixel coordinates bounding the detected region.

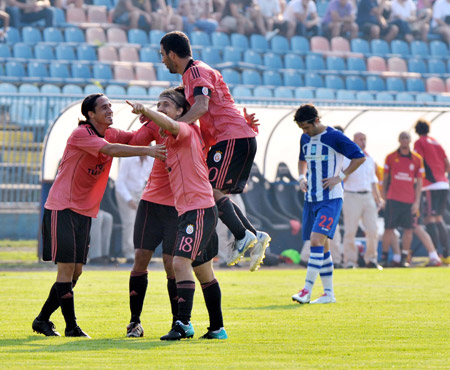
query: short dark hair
[
  {"left": 159, "top": 86, "right": 190, "bottom": 116},
  {"left": 415, "top": 119, "right": 430, "bottom": 135},
  {"left": 294, "top": 103, "right": 319, "bottom": 124},
  {"left": 160, "top": 31, "right": 192, "bottom": 58},
  {"left": 80, "top": 93, "right": 104, "bottom": 124}
]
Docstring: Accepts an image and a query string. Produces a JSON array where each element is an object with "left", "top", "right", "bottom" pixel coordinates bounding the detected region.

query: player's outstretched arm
[
  {"left": 127, "top": 100, "right": 180, "bottom": 135},
  {"left": 100, "top": 143, "right": 167, "bottom": 160}
]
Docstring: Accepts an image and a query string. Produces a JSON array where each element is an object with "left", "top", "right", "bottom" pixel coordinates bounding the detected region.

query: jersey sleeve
[
  {"left": 384, "top": 154, "right": 391, "bottom": 175},
  {"left": 299, "top": 134, "right": 307, "bottom": 161},
  {"left": 128, "top": 121, "right": 158, "bottom": 146},
  {"left": 186, "top": 64, "right": 215, "bottom": 95},
  {"left": 69, "top": 126, "right": 108, "bottom": 157},
  {"left": 106, "top": 128, "right": 135, "bottom": 144},
  {"left": 169, "top": 121, "right": 190, "bottom": 145},
  {"left": 414, "top": 153, "right": 425, "bottom": 179},
  {"left": 333, "top": 131, "right": 365, "bottom": 159}
]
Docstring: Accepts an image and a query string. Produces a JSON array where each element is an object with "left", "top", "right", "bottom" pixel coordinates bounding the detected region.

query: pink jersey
[
  {"left": 137, "top": 120, "right": 175, "bottom": 207},
  {"left": 182, "top": 60, "right": 257, "bottom": 147},
  {"left": 45, "top": 123, "right": 140, "bottom": 217},
  {"left": 414, "top": 135, "right": 449, "bottom": 187},
  {"left": 165, "top": 122, "right": 215, "bottom": 215}
]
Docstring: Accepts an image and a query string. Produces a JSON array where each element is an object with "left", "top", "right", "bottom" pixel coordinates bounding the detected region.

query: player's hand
[
  {"left": 126, "top": 100, "right": 145, "bottom": 115},
  {"left": 411, "top": 201, "right": 419, "bottom": 214},
  {"left": 149, "top": 143, "right": 167, "bottom": 161},
  {"left": 243, "top": 107, "right": 260, "bottom": 134},
  {"left": 322, "top": 176, "right": 341, "bottom": 189},
  {"left": 159, "top": 127, "right": 168, "bottom": 138},
  {"left": 377, "top": 198, "right": 385, "bottom": 211},
  {"left": 299, "top": 178, "right": 308, "bottom": 193}
]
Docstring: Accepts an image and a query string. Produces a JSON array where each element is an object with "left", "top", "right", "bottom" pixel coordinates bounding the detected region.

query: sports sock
[
  {"left": 201, "top": 279, "right": 223, "bottom": 331},
  {"left": 37, "top": 283, "right": 60, "bottom": 321},
  {"left": 426, "top": 223, "right": 439, "bottom": 251},
  {"left": 216, "top": 196, "right": 246, "bottom": 240},
  {"left": 176, "top": 280, "right": 195, "bottom": 325},
  {"left": 129, "top": 271, "right": 148, "bottom": 324},
  {"left": 231, "top": 200, "right": 257, "bottom": 235},
  {"left": 392, "top": 254, "right": 401, "bottom": 263},
  {"left": 319, "top": 251, "right": 334, "bottom": 296},
  {"left": 304, "top": 246, "right": 324, "bottom": 292},
  {"left": 55, "top": 282, "right": 77, "bottom": 331},
  {"left": 436, "top": 221, "right": 449, "bottom": 258},
  {"left": 167, "top": 276, "right": 178, "bottom": 326},
  {"left": 429, "top": 251, "right": 439, "bottom": 260}
]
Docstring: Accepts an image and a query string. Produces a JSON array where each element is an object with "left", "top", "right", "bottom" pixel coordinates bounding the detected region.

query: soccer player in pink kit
[
  {"left": 128, "top": 87, "right": 228, "bottom": 340},
  {"left": 159, "top": 31, "right": 271, "bottom": 272},
  {"left": 32, "top": 94, "right": 166, "bottom": 338}
]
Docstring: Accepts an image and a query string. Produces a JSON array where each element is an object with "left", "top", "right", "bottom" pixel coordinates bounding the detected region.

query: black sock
[
  {"left": 381, "top": 251, "right": 388, "bottom": 261},
  {"left": 201, "top": 279, "right": 223, "bottom": 331},
  {"left": 167, "top": 276, "right": 178, "bottom": 326},
  {"left": 176, "top": 280, "right": 195, "bottom": 325},
  {"left": 37, "top": 283, "right": 60, "bottom": 321},
  {"left": 129, "top": 272, "right": 148, "bottom": 324},
  {"left": 216, "top": 196, "right": 246, "bottom": 240},
  {"left": 231, "top": 200, "right": 256, "bottom": 235},
  {"left": 436, "top": 221, "right": 449, "bottom": 257},
  {"left": 426, "top": 223, "right": 439, "bottom": 251},
  {"left": 56, "top": 282, "right": 77, "bottom": 331}
]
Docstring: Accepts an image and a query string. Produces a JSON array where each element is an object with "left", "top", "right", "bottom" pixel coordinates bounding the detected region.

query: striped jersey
[{"left": 299, "top": 126, "right": 365, "bottom": 202}]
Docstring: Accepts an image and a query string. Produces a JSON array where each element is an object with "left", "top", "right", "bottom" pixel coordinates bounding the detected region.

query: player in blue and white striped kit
[{"left": 291, "top": 104, "right": 366, "bottom": 304}]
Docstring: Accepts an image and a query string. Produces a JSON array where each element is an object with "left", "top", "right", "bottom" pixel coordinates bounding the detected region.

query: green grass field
[{"left": 0, "top": 267, "right": 449, "bottom": 369}]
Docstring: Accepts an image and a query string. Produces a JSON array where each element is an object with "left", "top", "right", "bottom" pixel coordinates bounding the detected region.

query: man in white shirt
[
  {"left": 115, "top": 156, "right": 154, "bottom": 262},
  {"left": 432, "top": 0, "right": 450, "bottom": 43},
  {"left": 283, "top": 0, "right": 320, "bottom": 37},
  {"left": 342, "top": 132, "right": 384, "bottom": 269}
]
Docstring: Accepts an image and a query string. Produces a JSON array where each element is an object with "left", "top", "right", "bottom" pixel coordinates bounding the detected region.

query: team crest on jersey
[
  {"left": 213, "top": 151, "right": 222, "bottom": 162},
  {"left": 311, "top": 144, "right": 317, "bottom": 155},
  {"left": 409, "top": 164, "right": 414, "bottom": 170},
  {"left": 202, "top": 87, "right": 209, "bottom": 96},
  {"left": 186, "top": 224, "right": 194, "bottom": 234}
]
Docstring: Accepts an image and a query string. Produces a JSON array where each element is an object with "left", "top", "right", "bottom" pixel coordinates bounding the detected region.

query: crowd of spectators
[{"left": 2, "top": 0, "right": 450, "bottom": 43}]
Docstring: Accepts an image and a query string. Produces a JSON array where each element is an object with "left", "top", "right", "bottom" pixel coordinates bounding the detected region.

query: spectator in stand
[
  {"left": 283, "top": 0, "right": 320, "bottom": 38},
  {"left": 357, "top": 0, "right": 399, "bottom": 42},
  {"left": 51, "top": 0, "right": 83, "bottom": 8},
  {"left": 390, "top": 0, "right": 429, "bottom": 42},
  {"left": 177, "top": 0, "right": 219, "bottom": 35},
  {"left": 151, "top": 0, "right": 183, "bottom": 32},
  {"left": 416, "top": 0, "right": 434, "bottom": 23},
  {"left": 431, "top": 0, "right": 450, "bottom": 43},
  {"left": 112, "top": 0, "right": 155, "bottom": 31},
  {"left": 0, "top": 9, "right": 10, "bottom": 41},
  {"left": 321, "top": 0, "right": 359, "bottom": 39},
  {"left": 413, "top": 119, "right": 450, "bottom": 264},
  {"left": 6, "top": 0, "right": 54, "bottom": 28},
  {"left": 217, "top": 0, "right": 267, "bottom": 37},
  {"left": 256, "top": 0, "right": 291, "bottom": 39}
]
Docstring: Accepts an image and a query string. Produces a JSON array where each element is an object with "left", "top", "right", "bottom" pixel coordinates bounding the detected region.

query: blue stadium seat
[
  {"left": 415, "top": 92, "right": 434, "bottom": 102},
  {"left": 284, "top": 53, "right": 304, "bottom": 70},
  {"left": 242, "top": 69, "right": 262, "bottom": 85},
  {"left": 366, "top": 75, "right": 385, "bottom": 91},
  {"left": 376, "top": 92, "right": 394, "bottom": 101},
  {"left": 316, "top": 88, "right": 335, "bottom": 100},
  {"left": 28, "top": 61, "right": 49, "bottom": 82},
  {"left": 263, "top": 70, "right": 283, "bottom": 86},
  {"left": 127, "top": 85, "right": 147, "bottom": 96},
  {"left": 156, "top": 66, "right": 181, "bottom": 83},
  {"left": 410, "top": 40, "right": 429, "bottom": 58},
  {"left": 105, "top": 84, "right": 127, "bottom": 96},
  {"left": 52, "top": 7, "right": 67, "bottom": 27},
  {"left": 19, "top": 83, "right": 39, "bottom": 94},
  {"left": 6, "top": 61, "right": 26, "bottom": 78},
  {"left": 191, "top": 31, "right": 210, "bottom": 47},
  {"left": 140, "top": 46, "right": 160, "bottom": 63},
  {"left": 406, "top": 78, "right": 425, "bottom": 92},
  {"left": 149, "top": 30, "right": 165, "bottom": 46},
  {"left": 211, "top": 32, "right": 230, "bottom": 48},
  {"left": 253, "top": 86, "right": 273, "bottom": 98},
  {"left": 435, "top": 94, "right": 450, "bottom": 103},
  {"left": 430, "top": 40, "right": 448, "bottom": 58},
  {"left": 290, "top": 36, "right": 309, "bottom": 54},
  {"left": 282, "top": 70, "right": 303, "bottom": 87},
  {"left": 93, "top": 0, "right": 114, "bottom": 9},
  {"left": 304, "top": 72, "right": 323, "bottom": 88},
  {"left": 270, "top": 35, "right": 290, "bottom": 54},
  {"left": 346, "top": 76, "right": 366, "bottom": 91},
  {"left": 326, "top": 56, "right": 346, "bottom": 71},
  {"left": 356, "top": 91, "right": 374, "bottom": 101},
  {"left": 325, "top": 75, "right": 344, "bottom": 90},
  {"left": 336, "top": 90, "right": 356, "bottom": 100},
  {"left": 34, "top": 44, "right": 55, "bottom": 60},
  {"left": 274, "top": 86, "right": 294, "bottom": 99},
  {"left": 0, "top": 82, "right": 18, "bottom": 93},
  {"left": 43, "top": 27, "right": 64, "bottom": 44},
  {"left": 386, "top": 77, "right": 405, "bottom": 92},
  {"left": 396, "top": 92, "right": 414, "bottom": 102},
  {"left": 371, "top": 39, "right": 390, "bottom": 56},
  {"left": 93, "top": 63, "right": 113, "bottom": 81},
  {"left": 128, "top": 29, "right": 148, "bottom": 45},
  {"left": 84, "top": 84, "right": 104, "bottom": 95},
  {"left": 408, "top": 58, "right": 427, "bottom": 74},
  {"left": 148, "top": 86, "right": 165, "bottom": 97},
  {"left": 347, "top": 57, "right": 366, "bottom": 72},
  {"left": 243, "top": 50, "right": 262, "bottom": 67},
  {"left": 71, "top": 61, "right": 92, "bottom": 79},
  {"left": 428, "top": 58, "right": 447, "bottom": 74},
  {"left": 201, "top": 47, "right": 222, "bottom": 65},
  {"left": 41, "top": 84, "right": 61, "bottom": 94},
  {"left": 351, "top": 38, "right": 370, "bottom": 55},
  {"left": 221, "top": 68, "right": 241, "bottom": 84},
  {"left": 250, "top": 34, "right": 269, "bottom": 52},
  {"left": 305, "top": 54, "right": 325, "bottom": 70},
  {"left": 0, "top": 64, "right": 3, "bottom": 76},
  {"left": 77, "top": 44, "right": 97, "bottom": 61},
  {"left": 0, "top": 44, "right": 11, "bottom": 59},
  {"left": 232, "top": 86, "right": 252, "bottom": 98},
  {"left": 223, "top": 46, "right": 242, "bottom": 64},
  {"left": 5, "top": 27, "right": 21, "bottom": 44},
  {"left": 263, "top": 52, "right": 283, "bottom": 69},
  {"left": 62, "top": 84, "right": 83, "bottom": 95},
  {"left": 230, "top": 33, "right": 249, "bottom": 50},
  {"left": 390, "top": 40, "right": 410, "bottom": 57},
  {"left": 13, "top": 43, "right": 33, "bottom": 59},
  {"left": 65, "top": 27, "right": 86, "bottom": 44},
  {"left": 295, "top": 87, "right": 314, "bottom": 99},
  {"left": 50, "top": 62, "right": 70, "bottom": 80},
  {"left": 55, "top": 44, "right": 76, "bottom": 61},
  {"left": 22, "top": 26, "right": 42, "bottom": 44}
]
